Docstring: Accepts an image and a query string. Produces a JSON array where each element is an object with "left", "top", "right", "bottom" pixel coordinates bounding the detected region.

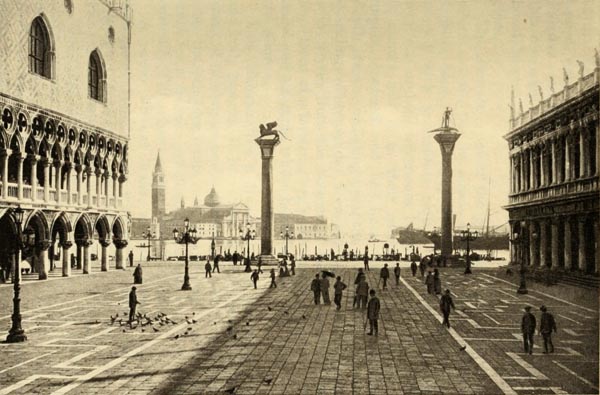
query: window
[
  {"left": 88, "top": 50, "right": 106, "bottom": 102},
  {"left": 29, "top": 17, "right": 53, "bottom": 78}
]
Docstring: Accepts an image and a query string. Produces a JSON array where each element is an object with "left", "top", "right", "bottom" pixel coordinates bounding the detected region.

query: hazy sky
[{"left": 127, "top": 0, "right": 599, "bottom": 236}]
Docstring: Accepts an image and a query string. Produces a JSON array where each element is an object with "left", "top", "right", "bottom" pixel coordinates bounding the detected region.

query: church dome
[{"left": 204, "top": 187, "right": 220, "bottom": 207}]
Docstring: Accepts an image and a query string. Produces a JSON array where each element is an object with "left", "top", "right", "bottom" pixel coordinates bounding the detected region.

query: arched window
[
  {"left": 29, "top": 16, "right": 53, "bottom": 78},
  {"left": 88, "top": 50, "right": 106, "bottom": 102}
]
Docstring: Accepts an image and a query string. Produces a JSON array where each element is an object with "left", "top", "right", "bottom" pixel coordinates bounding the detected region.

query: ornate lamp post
[
  {"left": 280, "top": 226, "right": 294, "bottom": 256},
  {"left": 512, "top": 221, "right": 531, "bottom": 294},
  {"left": 6, "top": 206, "right": 35, "bottom": 343},
  {"left": 461, "top": 223, "right": 479, "bottom": 274},
  {"left": 172, "top": 218, "right": 197, "bottom": 291},
  {"left": 211, "top": 232, "right": 216, "bottom": 259},
  {"left": 141, "top": 226, "right": 156, "bottom": 261},
  {"left": 239, "top": 223, "right": 255, "bottom": 270}
]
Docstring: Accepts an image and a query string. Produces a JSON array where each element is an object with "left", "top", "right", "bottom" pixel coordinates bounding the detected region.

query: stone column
[
  {"left": 95, "top": 169, "right": 101, "bottom": 203},
  {"left": 1, "top": 150, "right": 9, "bottom": 198},
  {"left": 114, "top": 239, "right": 128, "bottom": 270},
  {"left": 529, "top": 221, "right": 538, "bottom": 267},
  {"left": 564, "top": 135, "right": 572, "bottom": 181},
  {"left": 564, "top": 218, "right": 572, "bottom": 270},
  {"left": 550, "top": 220, "right": 559, "bottom": 270},
  {"left": 30, "top": 155, "right": 38, "bottom": 202},
  {"left": 100, "top": 239, "right": 111, "bottom": 271},
  {"left": 539, "top": 220, "right": 548, "bottom": 268},
  {"left": 65, "top": 164, "right": 72, "bottom": 204},
  {"left": 578, "top": 217, "right": 587, "bottom": 272},
  {"left": 36, "top": 240, "right": 51, "bottom": 280},
  {"left": 529, "top": 149, "right": 534, "bottom": 189},
  {"left": 83, "top": 242, "right": 91, "bottom": 274},
  {"left": 104, "top": 171, "right": 110, "bottom": 207},
  {"left": 54, "top": 161, "right": 61, "bottom": 204},
  {"left": 594, "top": 216, "right": 599, "bottom": 274},
  {"left": 550, "top": 139, "right": 557, "bottom": 184},
  {"left": 433, "top": 131, "right": 461, "bottom": 258},
  {"left": 76, "top": 243, "right": 83, "bottom": 270},
  {"left": 509, "top": 156, "right": 515, "bottom": 193},
  {"left": 76, "top": 165, "right": 83, "bottom": 205},
  {"left": 86, "top": 167, "right": 93, "bottom": 208},
  {"left": 17, "top": 155, "right": 24, "bottom": 200},
  {"left": 579, "top": 128, "right": 588, "bottom": 177},
  {"left": 519, "top": 152, "right": 525, "bottom": 192},
  {"left": 61, "top": 241, "right": 72, "bottom": 277},
  {"left": 255, "top": 135, "right": 281, "bottom": 264},
  {"left": 43, "top": 159, "right": 50, "bottom": 202}
]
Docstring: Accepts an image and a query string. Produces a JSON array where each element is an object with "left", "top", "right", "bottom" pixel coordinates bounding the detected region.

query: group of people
[{"left": 521, "top": 305, "right": 558, "bottom": 354}]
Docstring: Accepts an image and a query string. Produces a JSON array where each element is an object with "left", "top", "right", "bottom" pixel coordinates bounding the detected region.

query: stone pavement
[{"left": 0, "top": 262, "right": 597, "bottom": 394}]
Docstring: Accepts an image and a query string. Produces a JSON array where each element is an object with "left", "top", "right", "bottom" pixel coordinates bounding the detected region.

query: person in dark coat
[
  {"left": 310, "top": 274, "right": 321, "bottom": 305},
  {"left": 363, "top": 250, "right": 370, "bottom": 271},
  {"left": 425, "top": 271, "right": 434, "bottom": 294},
  {"left": 128, "top": 286, "right": 141, "bottom": 327},
  {"left": 320, "top": 273, "right": 331, "bottom": 304},
  {"left": 290, "top": 259, "right": 296, "bottom": 276},
  {"left": 353, "top": 269, "right": 366, "bottom": 308},
  {"left": 269, "top": 268, "right": 277, "bottom": 288},
  {"left": 233, "top": 251, "right": 239, "bottom": 266},
  {"left": 393, "top": 263, "right": 401, "bottom": 286},
  {"left": 418, "top": 259, "right": 426, "bottom": 279},
  {"left": 257, "top": 257, "right": 263, "bottom": 274},
  {"left": 366, "top": 289, "right": 380, "bottom": 335},
  {"left": 410, "top": 260, "right": 418, "bottom": 277},
  {"left": 250, "top": 269, "right": 259, "bottom": 289},
  {"left": 133, "top": 264, "right": 143, "bottom": 284},
  {"left": 128, "top": 250, "right": 134, "bottom": 267},
  {"left": 356, "top": 277, "right": 369, "bottom": 309},
  {"left": 539, "top": 305, "right": 557, "bottom": 353},
  {"left": 439, "top": 289, "right": 455, "bottom": 328},
  {"left": 433, "top": 269, "right": 442, "bottom": 295},
  {"left": 333, "top": 276, "right": 347, "bottom": 310},
  {"left": 213, "top": 255, "right": 221, "bottom": 274},
  {"left": 380, "top": 263, "right": 390, "bottom": 290},
  {"left": 205, "top": 260, "right": 212, "bottom": 278},
  {"left": 521, "top": 306, "right": 536, "bottom": 354}
]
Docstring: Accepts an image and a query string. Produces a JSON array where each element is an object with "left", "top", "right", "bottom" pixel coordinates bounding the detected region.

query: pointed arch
[
  {"left": 95, "top": 215, "right": 111, "bottom": 240},
  {"left": 24, "top": 209, "right": 50, "bottom": 242},
  {"left": 74, "top": 213, "right": 93, "bottom": 241},
  {"left": 88, "top": 49, "right": 107, "bottom": 102},
  {"left": 29, "top": 14, "right": 55, "bottom": 79},
  {"left": 50, "top": 212, "right": 72, "bottom": 244},
  {"left": 112, "top": 216, "right": 126, "bottom": 240}
]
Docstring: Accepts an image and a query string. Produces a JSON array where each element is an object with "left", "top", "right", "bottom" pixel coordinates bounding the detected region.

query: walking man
[
  {"left": 232, "top": 251, "right": 239, "bottom": 266},
  {"left": 410, "top": 260, "right": 418, "bottom": 277},
  {"left": 133, "top": 264, "right": 143, "bottom": 284},
  {"left": 333, "top": 276, "right": 347, "bottom": 310},
  {"left": 290, "top": 258, "right": 296, "bottom": 276},
  {"left": 539, "top": 305, "right": 557, "bottom": 353},
  {"left": 393, "top": 263, "right": 401, "bottom": 286},
  {"left": 205, "top": 260, "right": 212, "bottom": 278},
  {"left": 380, "top": 263, "right": 390, "bottom": 290},
  {"left": 213, "top": 254, "right": 221, "bottom": 274},
  {"left": 310, "top": 274, "right": 321, "bottom": 305},
  {"left": 425, "top": 271, "right": 434, "bottom": 294},
  {"left": 419, "top": 259, "right": 426, "bottom": 278},
  {"left": 257, "top": 257, "right": 263, "bottom": 274},
  {"left": 269, "top": 268, "right": 277, "bottom": 288},
  {"left": 128, "top": 250, "right": 134, "bottom": 267},
  {"left": 356, "top": 276, "right": 369, "bottom": 309},
  {"left": 521, "top": 306, "right": 536, "bottom": 354},
  {"left": 439, "top": 289, "right": 455, "bottom": 328},
  {"left": 321, "top": 273, "right": 331, "bottom": 304},
  {"left": 128, "top": 286, "right": 141, "bottom": 327},
  {"left": 363, "top": 246, "right": 370, "bottom": 271},
  {"left": 366, "top": 289, "right": 380, "bottom": 336},
  {"left": 250, "top": 269, "right": 259, "bottom": 289}
]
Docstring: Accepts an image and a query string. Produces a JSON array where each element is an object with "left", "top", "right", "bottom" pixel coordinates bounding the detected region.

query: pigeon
[
  {"left": 185, "top": 316, "right": 189, "bottom": 320},
  {"left": 141, "top": 328, "right": 145, "bottom": 332},
  {"left": 192, "top": 312, "right": 196, "bottom": 315},
  {"left": 188, "top": 327, "right": 193, "bottom": 331},
  {"left": 233, "top": 334, "right": 238, "bottom": 340},
  {"left": 174, "top": 334, "right": 180, "bottom": 339},
  {"left": 115, "top": 313, "right": 119, "bottom": 317},
  {"left": 184, "top": 332, "right": 188, "bottom": 336},
  {"left": 283, "top": 311, "right": 289, "bottom": 315},
  {"left": 171, "top": 320, "right": 178, "bottom": 325},
  {"left": 246, "top": 321, "right": 250, "bottom": 326},
  {"left": 228, "top": 319, "right": 232, "bottom": 323},
  {"left": 191, "top": 319, "right": 197, "bottom": 324},
  {"left": 302, "top": 315, "right": 306, "bottom": 319},
  {"left": 214, "top": 322, "right": 217, "bottom": 325},
  {"left": 110, "top": 315, "right": 116, "bottom": 325},
  {"left": 263, "top": 377, "right": 273, "bottom": 385},
  {"left": 122, "top": 329, "right": 126, "bottom": 333},
  {"left": 459, "top": 345, "right": 467, "bottom": 351},
  {"left": 224, "top": 385, "right": 237, "bottom": 394},
  {"left": 152, "top": 327, "right": 159, "bottom": 332},
  {"left": 267, "top": 307, "right": 272, "bottom": 311},
  {"left": 186, "top": 319, "right": 192, "bottom": 324},
  {"left": 226, "top": 326, "right": 233, "bottom": 332}
]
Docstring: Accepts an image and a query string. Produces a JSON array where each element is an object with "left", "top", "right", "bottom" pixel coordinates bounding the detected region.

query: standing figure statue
[{"left": 576, "top": 60, "right": 584, "bottom": 78}]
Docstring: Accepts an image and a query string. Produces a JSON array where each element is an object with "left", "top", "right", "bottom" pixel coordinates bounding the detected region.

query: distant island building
[{"left": 504, "top": 57, "right": 598, "bottom": 274}]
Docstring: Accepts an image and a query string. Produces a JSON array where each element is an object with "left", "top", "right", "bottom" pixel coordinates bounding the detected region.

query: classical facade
[
  {"left": 504, "top": 58, "right": 599, "bottom": 274},
  {"left": 0, "top": 0, "right": 132, "bottom": 280},
  {"left": 274, "top": 213, "right": 340, "bottom": 239}
]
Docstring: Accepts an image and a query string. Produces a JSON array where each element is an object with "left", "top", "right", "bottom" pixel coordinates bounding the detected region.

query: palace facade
[
  {"left": 0, "top": 0, "right": 132, "bottom": 280},
  {"left": 504, "top": 58, "right": 599, "bottom": 274}
]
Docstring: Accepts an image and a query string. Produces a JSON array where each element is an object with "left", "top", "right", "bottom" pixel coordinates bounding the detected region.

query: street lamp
[
  {"left": 6, "top": 206, "right": 35, "bottom": 343},
  {"left": 172, "top": 218, "right": 198, "bottom": 291},
  {"left": 239, "top": 223, "right": 255, "bottom": 271},
  {"left": 461, "top": 222, "right": 478, "bottom": 275},
  {"left": 211, "top": 232, "right": 216, "bottom": 259},
  {"left": 280, "top": 226, "right": 294, "bottom": 256},
  {"left": 141, "top": 226, "right": 156, "bottom": 261},
  {"left": 511, "top": 222, "right": 531, "bottom": 294}
]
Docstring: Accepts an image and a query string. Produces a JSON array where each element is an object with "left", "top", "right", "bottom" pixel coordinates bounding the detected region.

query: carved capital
[
  {"left": 60, "top": 240, "right": 73, "bottom": 249},
  {"left": 36, "top": 240, "right": 51, "bottom": 251},
  {"left": 99, "top": 239, "right": 112, "bottom": 248},
  {"left": 113, "top": 239, "right": 128, "bottom": 249}
]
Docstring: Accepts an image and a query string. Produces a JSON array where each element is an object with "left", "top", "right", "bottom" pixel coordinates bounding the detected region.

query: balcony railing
[
  {"left": 508, "top": 176, "right": 599, "bottom": 205},
  {"left": 0, "top": 182, "right": 123, "bottom": 211}
]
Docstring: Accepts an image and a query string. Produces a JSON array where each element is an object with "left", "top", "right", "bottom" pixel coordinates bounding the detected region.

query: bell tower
[{"left": 152, "top": 151, "right": 166, "bottom": 220}]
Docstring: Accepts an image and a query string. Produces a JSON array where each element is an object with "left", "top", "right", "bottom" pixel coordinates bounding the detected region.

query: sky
[{"left": 126, "top": 0, "right": 599, "bottom": 237}]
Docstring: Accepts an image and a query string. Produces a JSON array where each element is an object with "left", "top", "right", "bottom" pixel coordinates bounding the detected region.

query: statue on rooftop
[
  {"left": 576, "top": 60, "right": 584, "bottom": 78},
  {"left": 549, "top": 76, "right": 555, "bottom": 93},
  {"left": 537, "top": 85, "right": 543, "bottom": 100},
  {"left": 562, "top": 68, "right": 569, "bottom": 85}
]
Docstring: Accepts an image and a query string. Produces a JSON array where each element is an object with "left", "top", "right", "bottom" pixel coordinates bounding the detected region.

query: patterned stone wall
[{"left": 0, "top": 0, "right": 129, "bottom": 137}]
